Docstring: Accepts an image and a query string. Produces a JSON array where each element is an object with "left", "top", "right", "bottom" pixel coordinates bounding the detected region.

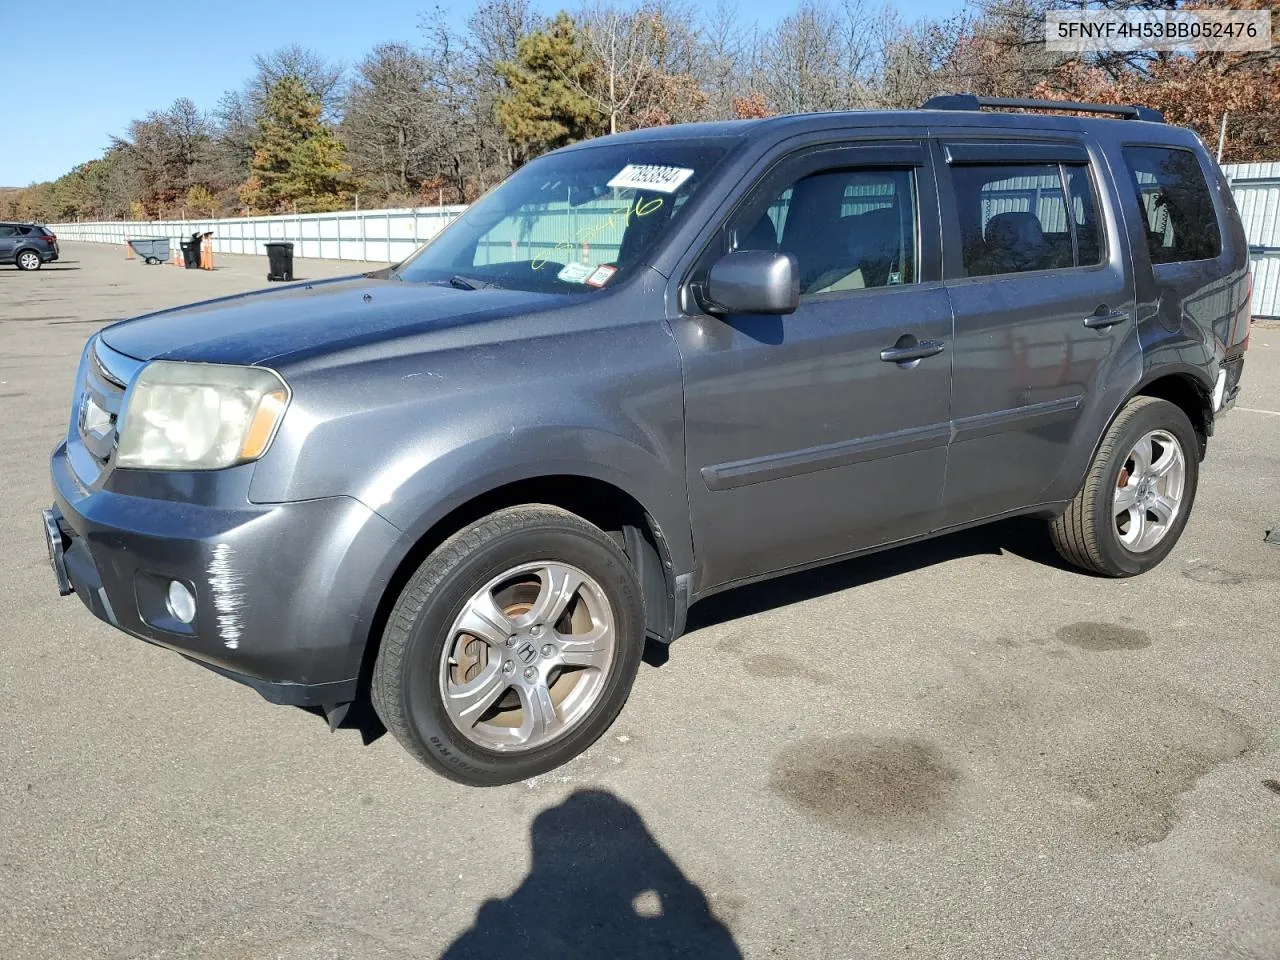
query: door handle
[
  {"left": 1083, "top": 309, "right": 1128, "bottom": 329},
  {"left": 880, "top": 338, "right": 946, "bottom": 364}
]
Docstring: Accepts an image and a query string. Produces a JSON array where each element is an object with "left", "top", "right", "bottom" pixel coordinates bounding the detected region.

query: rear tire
[
  {"left": 1050, "top": 396, "right": 1199, "bottom": 577},
  {"left": 371, "top": 505, "right": 645, "bottom": 786},
  {"left": 15, "top": 250, "right": 41, "bottom": 271}
]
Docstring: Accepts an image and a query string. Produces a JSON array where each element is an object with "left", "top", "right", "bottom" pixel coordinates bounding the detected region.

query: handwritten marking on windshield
[{"left": 531, "top": 197, "right": 664, "bottom": 271}]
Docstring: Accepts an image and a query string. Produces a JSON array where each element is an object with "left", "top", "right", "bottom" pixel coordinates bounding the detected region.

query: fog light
[{"left": 166, "top": 580, "right": 197, "bottom": 624}]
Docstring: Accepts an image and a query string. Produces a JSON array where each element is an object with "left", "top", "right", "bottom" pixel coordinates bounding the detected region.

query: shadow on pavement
[
  {"left": 687, "top": 515, "right": 1078, "bottom": 633},
  {"left": 442, "top": 789, "right": 742, "bottom": 960}
]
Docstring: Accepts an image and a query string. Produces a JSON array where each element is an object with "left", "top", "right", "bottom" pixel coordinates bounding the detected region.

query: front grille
[{"left": 74, "top": 338, "right": 141, "bottom": 474}]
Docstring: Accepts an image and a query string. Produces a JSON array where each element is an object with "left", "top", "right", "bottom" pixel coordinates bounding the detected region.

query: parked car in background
[
  {"left": 1, "top": 222, "right": 59, "bottom": 270},
  {"left": 43, "top": 95, "right": 1251, "bottom": 786}
]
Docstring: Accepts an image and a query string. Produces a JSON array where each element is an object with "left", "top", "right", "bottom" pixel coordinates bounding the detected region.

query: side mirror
[{"left": 702, "top": 250, "right": 800, "bottom": 316}]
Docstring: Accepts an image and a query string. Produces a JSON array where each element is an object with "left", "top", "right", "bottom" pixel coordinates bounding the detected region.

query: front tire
[
  {"left": 1050, "top": 396, "right": 1199, "bottom": 577},
  {"left": 371, "top": 505, "right": 645, "bottom": 786},
  {"left": 16, "top": 250, "right": 41, "bottom": 271}
]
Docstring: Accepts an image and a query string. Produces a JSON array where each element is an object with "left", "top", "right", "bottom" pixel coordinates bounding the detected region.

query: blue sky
[{"left": 0, "top": 0, "right": 966, "bottom": 186}]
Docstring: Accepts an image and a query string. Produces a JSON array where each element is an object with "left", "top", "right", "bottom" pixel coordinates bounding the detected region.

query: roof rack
[{"left": 922, "top": 94, "right": 1164, "bottom": 124}]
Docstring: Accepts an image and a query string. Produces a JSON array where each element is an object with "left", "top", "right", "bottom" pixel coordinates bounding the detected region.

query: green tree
[
  {"left": 240, "top": 75, "right": 352, "bottom": 213},
  {"left": 495, "top": 13, "right": 603, "bottom": 161}
]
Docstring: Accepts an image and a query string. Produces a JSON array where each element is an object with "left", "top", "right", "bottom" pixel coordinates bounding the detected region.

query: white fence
[
  {"left": 1223, "top": 162, "right": 1280, "bottom": 320},
  {"left": 50, "top": 206, "right": 467, "bottom": 265}
]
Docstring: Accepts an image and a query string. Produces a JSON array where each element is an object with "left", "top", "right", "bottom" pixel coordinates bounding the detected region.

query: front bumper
[{"left": 48, "top": 442, "right": 406, "bottom": 706}]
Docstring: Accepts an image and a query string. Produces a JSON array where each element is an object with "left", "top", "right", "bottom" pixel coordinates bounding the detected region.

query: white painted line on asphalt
[{"left": 1237, "top": 406, "right": 1280, "bottom": 417}]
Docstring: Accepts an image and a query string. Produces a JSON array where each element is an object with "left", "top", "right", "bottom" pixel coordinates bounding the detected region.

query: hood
[{"left": 99, "top": 276, "right": 560, "bottom": 365}]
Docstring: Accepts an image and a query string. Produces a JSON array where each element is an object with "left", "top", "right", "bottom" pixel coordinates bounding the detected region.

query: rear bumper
[
  {"left": 1217, "top": 353, "right": 1245, "bottom": 416},
  {"left": 48, "top": 442, "right": 406, "bottom": 707}
]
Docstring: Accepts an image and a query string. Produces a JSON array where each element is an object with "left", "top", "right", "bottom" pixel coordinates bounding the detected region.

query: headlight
[{"left": 115, "top": 362, "right": 290, "bottom": 470}]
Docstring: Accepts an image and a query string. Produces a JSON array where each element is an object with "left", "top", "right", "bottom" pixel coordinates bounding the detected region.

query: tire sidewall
[
  {"left": 391, "top": 521, "right": 644, "bottom": 785},
  {"left": 17, "top": 250, "right": 40, "bottom": 271},
  {"left": 1090, "top": 400, "right": 1200, "bottom": 576}
]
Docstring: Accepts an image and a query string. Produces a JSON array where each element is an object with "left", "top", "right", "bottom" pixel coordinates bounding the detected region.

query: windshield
[{"left": 392, "top": 140, "right": 735, "bottom": 293}]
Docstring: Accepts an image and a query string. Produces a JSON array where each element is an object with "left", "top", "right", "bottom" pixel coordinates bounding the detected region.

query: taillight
[{"left": 1243, "top": 270, "right": 1253, "bottom": 352}]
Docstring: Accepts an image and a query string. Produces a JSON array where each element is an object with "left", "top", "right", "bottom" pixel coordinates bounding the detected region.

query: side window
[
  {"left": 16, "top": 225, "right": 33, "bottom": 236},
  {"left": 953, "top": 164, "right": 1075, "bottom": 276},
  {"left": 0, "top": 226, "right": 16, "bottom": 238},
  {"left": 952, "top": 162, "right": 1105, "bottom": 276},
  {"left": 733, "top": 167, "right": 918, "bottom": 296},
  {"left": 1123, "top": 146, "right": 1221, "bottom": 264}
]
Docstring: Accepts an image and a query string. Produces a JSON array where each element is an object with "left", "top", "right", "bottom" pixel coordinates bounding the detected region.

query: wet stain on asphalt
[
  {"left": 742, "top": 653, "right": 833, "bottom": 685},
  {"left": 1059, "top": 704, "right": 1253, "bottom": 847},
  {"left": 771, "top": 736, "right": 963, "bottom": 834},
  {"left": 1057, "top": 622, "right": 1152, "bottom": 652},
  {"left": 949, "top": 669, "right": 1254, "bottom": 850},
  {"left": 1182, "top": 561, "right": 1258, "bottom": 585}
]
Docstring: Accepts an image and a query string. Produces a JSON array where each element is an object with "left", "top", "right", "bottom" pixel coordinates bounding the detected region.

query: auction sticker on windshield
[
  {"left": 557, "top": 262, "right": 594, "bottom": 284},
  {"left": 607, "top": 164, "right": 695, "bottom": 194}
]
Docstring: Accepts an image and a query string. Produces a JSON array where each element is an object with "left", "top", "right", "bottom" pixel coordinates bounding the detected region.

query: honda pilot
[{"left": 44, "top": 95, "right": 1251, "bottom": 785}]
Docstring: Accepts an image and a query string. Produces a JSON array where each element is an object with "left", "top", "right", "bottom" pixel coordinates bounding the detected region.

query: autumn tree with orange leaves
[{"left": 1028, "top": 0, "right": 1280, "bottom": 161}]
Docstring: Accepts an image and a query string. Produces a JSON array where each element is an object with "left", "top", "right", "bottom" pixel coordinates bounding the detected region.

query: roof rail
[{"left": 922, "top": 93, "right": 1164, "bottom": 124}]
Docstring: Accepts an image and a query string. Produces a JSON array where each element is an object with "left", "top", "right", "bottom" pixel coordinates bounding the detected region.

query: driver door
[{"left": 672, "top": 141, "right": 955, "bottom": 591}]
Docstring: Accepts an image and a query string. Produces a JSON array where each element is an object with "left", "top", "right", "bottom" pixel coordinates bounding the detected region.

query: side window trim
[
  {"left": 1058, "top": 164, "right": 1080, "bottom": 268},
  {"left": 943, "top": 140, "right": 1090, "bottom": 166}
]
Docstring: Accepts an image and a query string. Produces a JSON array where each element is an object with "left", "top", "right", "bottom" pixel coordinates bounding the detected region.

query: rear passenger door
[
  {"left": 937, "top": 140, "right": 1136, "bottom": 525},
  {"left": 0, "top": 225, "right": 17, "bottom": 262}
]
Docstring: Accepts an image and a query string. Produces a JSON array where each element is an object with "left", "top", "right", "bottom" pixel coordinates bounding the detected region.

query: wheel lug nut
[
  {"left": 505, "top": 636, "right": 516, "bottom": 647},
  {"left": 523, "top": 667, "right": 537, "bottom": 681},
  {"left": 531, "top": 624, "right": 543, "bottom": 637},
  {"left": 541, "top": 644, "right": 554, "bottom": 658},
  {"left": 502, "top": 660, "right": 514, "bottom": 674}
]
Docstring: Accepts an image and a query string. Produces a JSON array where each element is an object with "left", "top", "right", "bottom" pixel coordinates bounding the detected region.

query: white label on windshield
[
  {"left": 557, "top": 261, "right": 594, "bottom": 284},
  {"left": 607, "top": 164, "right": 694, "bottom": 194}
]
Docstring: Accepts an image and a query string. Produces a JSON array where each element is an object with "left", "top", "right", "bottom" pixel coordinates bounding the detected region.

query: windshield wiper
[{"left": 447, "top": 274, "right": 502, "bottom": 291}]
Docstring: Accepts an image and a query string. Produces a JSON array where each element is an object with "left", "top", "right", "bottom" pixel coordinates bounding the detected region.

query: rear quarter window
[{"left": 1123, "top": 146, "right": 1221, "bottom": 264}]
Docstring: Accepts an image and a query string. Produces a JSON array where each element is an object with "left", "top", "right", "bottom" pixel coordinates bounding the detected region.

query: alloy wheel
[
  {"left": 438, "top": 561, "right": 616, "bottom": 752},
  {"left": 1113, "top": 428, "right": 1186, "bottom": 553}
]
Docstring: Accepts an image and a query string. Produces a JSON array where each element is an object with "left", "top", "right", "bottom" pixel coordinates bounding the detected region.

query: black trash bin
[
  {"left": 265, "top": 242, "right": 295, "bottom": 282},
  {"left": 179, "top": 240, "right": 200, "bottom": 269}
]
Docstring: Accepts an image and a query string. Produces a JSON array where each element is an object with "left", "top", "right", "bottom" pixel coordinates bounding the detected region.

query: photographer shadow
[{"left": 442, "top": 789, "right": 742, "bottom": 960}]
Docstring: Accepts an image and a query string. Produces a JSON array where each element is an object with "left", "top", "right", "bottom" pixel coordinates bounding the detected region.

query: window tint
[
  {"left": 733, "top": 167, "right": 917, "bottom": 295},
  {"left": 16, "top": 226, "right": 33, "bottom": 236},
  {"left": 953, "top": 164, "right": 1080, "bottom": 276},
  {"left": 0, "top": 226, "right": 16, "bottom": 238},
  {"left": 1123, "top": 146, "right": 1221, "bottom": 264}
]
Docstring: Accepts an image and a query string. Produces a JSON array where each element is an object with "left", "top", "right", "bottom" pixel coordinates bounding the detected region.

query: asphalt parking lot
[{"left": 3, "top": 242, "right": 1279, "bottom": 959}]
